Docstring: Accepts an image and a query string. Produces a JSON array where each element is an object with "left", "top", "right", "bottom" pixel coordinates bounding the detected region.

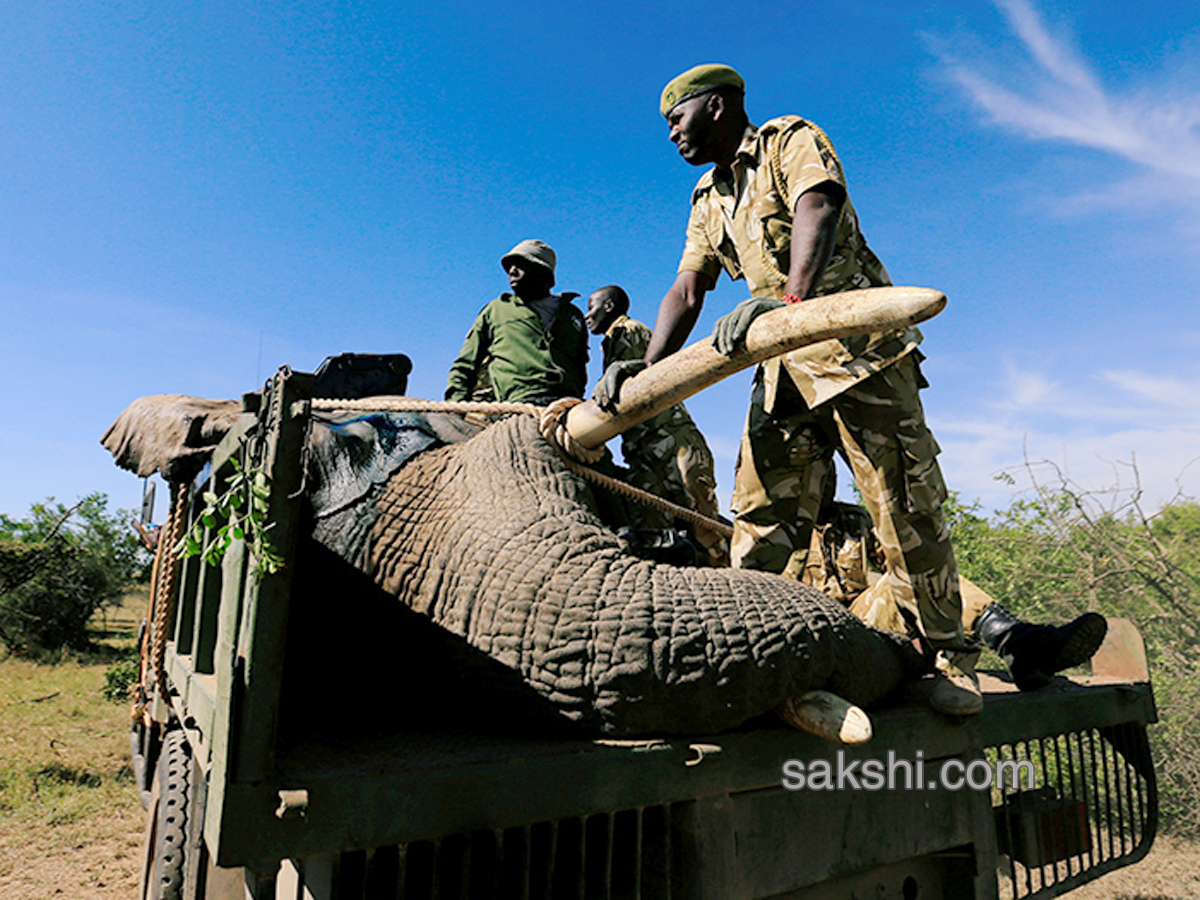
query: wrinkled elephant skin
[{"left": 312, "top": 414, "right": 922, "bottom": 736}]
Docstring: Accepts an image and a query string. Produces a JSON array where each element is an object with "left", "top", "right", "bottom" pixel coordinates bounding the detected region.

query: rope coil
[{"left": 135, "top": 488, "right": 189, "bottom": 721}]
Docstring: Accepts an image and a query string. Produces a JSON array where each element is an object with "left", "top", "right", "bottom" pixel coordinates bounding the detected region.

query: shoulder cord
[{"left": 763, "top": 117, "right": 846, "bottom": 286}]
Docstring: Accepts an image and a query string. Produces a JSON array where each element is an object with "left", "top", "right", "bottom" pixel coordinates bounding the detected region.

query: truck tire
[{"left": 147, "top": 729, "right": 192, "bottom": 900}]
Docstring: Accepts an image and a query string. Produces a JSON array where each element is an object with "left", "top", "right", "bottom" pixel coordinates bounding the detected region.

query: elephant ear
[
  {"left": 305, "top": 410, "right": 484, "bottom": 566},
  {"left": 100, "top": 394, "right": 242, "bottom": 483}
]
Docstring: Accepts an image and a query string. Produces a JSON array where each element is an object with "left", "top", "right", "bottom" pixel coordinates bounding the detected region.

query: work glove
[
  {"left": 592, "top": 359, "right": 647, "bottom": 412},
  {"left": 711, "top": 297, "right": 787, "bottom": 356}
]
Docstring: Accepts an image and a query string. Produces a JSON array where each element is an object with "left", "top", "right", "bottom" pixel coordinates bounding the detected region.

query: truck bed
[{"left": 208, "top": 672, "right": 1156, "bottom": 900}]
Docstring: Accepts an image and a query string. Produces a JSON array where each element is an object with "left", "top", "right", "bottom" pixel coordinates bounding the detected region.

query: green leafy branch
[{"left": 178, "top": 456, "right": 284, "bottom": 577}]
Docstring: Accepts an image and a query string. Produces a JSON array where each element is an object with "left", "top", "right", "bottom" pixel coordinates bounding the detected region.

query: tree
[
  {"left": 946, "top": 462, "right": 1200, "bottom": 836},
  {"left": 0, "top": 493, "right": 149, "bottom": 655}
]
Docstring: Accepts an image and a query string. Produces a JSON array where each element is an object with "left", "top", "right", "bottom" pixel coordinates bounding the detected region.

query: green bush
[
  {"left": 946, "top": 467, "right": 1200, "bottom": 837},
  {"left": 103, "top": 656, "right": 140, "bottom": 703},
  {"left": 0, "top": 493, "right": 149, "bottom": 656}
]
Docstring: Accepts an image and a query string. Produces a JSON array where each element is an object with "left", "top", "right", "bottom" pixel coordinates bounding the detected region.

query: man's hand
[
  {"left": 592, "top": 360, "right": 648, "bottom": 412},
  {"left": 711, "top": 297, "right": 786, "bottom": 355}
]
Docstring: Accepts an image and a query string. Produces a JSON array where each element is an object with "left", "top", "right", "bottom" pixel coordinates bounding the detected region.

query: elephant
[{"left": 300, "top": 407, "right": 925, "bottom": 737}]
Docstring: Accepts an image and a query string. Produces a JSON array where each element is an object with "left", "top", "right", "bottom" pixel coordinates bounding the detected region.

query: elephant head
[{"left": 304, "top": 409, "right": 925, "bottom": 737}]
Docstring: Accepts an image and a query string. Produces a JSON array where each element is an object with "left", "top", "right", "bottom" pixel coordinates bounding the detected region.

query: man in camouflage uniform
[
  {"left": 446, "top": 240, "right": 588, "bottom": 406},
  {"left": 595, "top": 64, "right": 982, "bottom": 715},
  {"left": 585, "top": 285, "right": 729, "bottom": 565},
  {"left": 598, "top": 64, "right": 1109, "bottom": 710}
]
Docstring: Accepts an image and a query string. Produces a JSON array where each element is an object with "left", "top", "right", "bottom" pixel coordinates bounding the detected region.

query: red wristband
[{"left": 781, "top": 293, "right": 804, "bottom": 305}]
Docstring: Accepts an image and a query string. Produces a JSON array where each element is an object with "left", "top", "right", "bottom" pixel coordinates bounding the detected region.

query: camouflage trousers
[
  {"left": 625, "top": 421, "right": 729, "bottom": 565},
  {"left": 730, "top": 354, "right": 966, "bottom": 647},
  {"left": 802, "top": 508, "right": 995, "bottom": 638}
]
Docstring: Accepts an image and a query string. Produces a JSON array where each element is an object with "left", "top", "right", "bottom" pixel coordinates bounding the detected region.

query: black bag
[{"left": 313, "top": 353, "right": 413, "bottom": 400}]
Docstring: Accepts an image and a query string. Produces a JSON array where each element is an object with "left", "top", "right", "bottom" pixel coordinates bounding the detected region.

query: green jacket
[{"left": 445, "top": 293, "right": 589, "bottom": 404}]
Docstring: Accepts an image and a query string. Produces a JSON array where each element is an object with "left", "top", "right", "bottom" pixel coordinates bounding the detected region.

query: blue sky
[{"left": 2, "top": 0, "right": 1198, "bottom": 523}]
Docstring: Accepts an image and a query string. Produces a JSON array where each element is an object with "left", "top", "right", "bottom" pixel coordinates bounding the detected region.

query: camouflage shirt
[
  {"left": 446, "top": 293, "right": 589, "bottom": 404},
  {"left": 677, "top": 116, "right": 921, "bottom": 409},
  {"left": 602, "top": 314, "right": 700, "bottom": 452}
]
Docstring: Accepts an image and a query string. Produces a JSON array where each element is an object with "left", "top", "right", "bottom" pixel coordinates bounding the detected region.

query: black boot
[{"left": 974, "top": 604, "right": 1108, "bottom": 691}]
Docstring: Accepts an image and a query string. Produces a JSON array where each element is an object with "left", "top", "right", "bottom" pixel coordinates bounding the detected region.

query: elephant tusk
[
  {"left": 565, "top": 286, "right": 946, "bottom": 450},
  {"left": 777, "top": 690, "right": 874, "bottom": 746}
]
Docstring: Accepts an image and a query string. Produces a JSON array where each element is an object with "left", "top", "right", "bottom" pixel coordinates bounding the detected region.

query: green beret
[{"left": 660, "top": 64, "right": 745, "bottom": 117}]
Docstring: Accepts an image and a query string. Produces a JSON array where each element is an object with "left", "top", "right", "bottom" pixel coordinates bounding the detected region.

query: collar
[
  {"left": 604, "top": 313, "right": 633, "bottom": 338},
  {"left": 733, "top": 123, "right": 760, "bottom": 164},
  {"left": 693, "top": 123, "right": 761, "bottom": 199},
  {"left": 501, "top": 291, "right": 558, "bottom": 304}
]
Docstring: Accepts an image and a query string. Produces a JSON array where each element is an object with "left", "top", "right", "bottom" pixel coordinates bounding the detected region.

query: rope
[
  {"left": 312, "top": 397, "right": 542, "bottom": 417},
  {"left": 133, "top": 520, "right": 166, "bottom": 723},
  {"left": 312, "top": 395, "right": 729, "bottom": 536},
  {"left": 147, "top": 489, "right": 189, "bottom": 706},
  {"left": 557, "top": 453, "right": 734, "bottom": 539},
  {"left": 535, "top": 397, "right": 605, "bottom": 465}
]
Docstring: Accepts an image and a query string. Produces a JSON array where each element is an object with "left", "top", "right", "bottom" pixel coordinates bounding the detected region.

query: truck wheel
[{"left": 146, "top": 729, "right": 192, "bottom": 900}]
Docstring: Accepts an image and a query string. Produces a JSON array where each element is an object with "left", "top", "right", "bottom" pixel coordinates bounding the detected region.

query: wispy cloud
[
  {"left": 932, "top": 361, "right": 1200, "bottom": 511},
  {"left": 930, "top": 0, "right": 1200, "bottom": 214}
]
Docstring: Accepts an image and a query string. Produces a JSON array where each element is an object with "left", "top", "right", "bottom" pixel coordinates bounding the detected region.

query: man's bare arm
[
  {"left": 785, "top": 183, "right": 843, "bottom": 299},
  {"left": 645, "top": 269, "right": 712, "bottom": 363}
]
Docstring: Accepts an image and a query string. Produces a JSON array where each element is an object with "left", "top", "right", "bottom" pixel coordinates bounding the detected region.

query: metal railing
[
  {"left": 319, "top": 805, "right": 676, "bottom": 900},
  {"left": 990, "top": 721, "right": 1157, "bottom": 899}
]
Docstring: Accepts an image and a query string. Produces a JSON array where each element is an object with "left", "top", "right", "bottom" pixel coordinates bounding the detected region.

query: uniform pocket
[
  {"left": 897, "top": 427, "right": 948, "bottom": 514},
  {"left": 756, "top": 192, "right": 792, "bottom": 270},
  {"left": 701, "top": 200, "right": 742, "bottom": 279}
]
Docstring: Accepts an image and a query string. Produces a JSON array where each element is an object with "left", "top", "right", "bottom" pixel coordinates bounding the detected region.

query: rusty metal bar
[
  {"left": 664, "top": 803, "right": 673, "bottom": 900},
  {"left": 1102, "top": 726, "right": 1117, "bottom": 860},
  {"left": 997, "top": 743, "right": 1019, "bottom": 900},
  {"left": 1087, "top": 729, "right": 1108, "bottom": 861},
  {"left": 1116, "top": 725, "right": 1130, "bottom": 853},
  {"left": 546, "top": 819, "right": 558, "bottom": 900},
  {"left": 1138, "top": 731, "right": 1148, "bottom": 841},
  {"left": 459, "top": 832, "right": 471, "bottom": 900},
  {"left": 522, "top": 825, "right": 532, "bottom": 900},
  {"left": 1084, "top": 729, "right": 1100, "bottom": 863},
  {"left": 1073, "top": 731, "right": 1095, "bottom": 871},
  {"left": 1022, "top": 740, "right": 1035, "bottom": 897},
  {"left": 605, "top": 812, "right": 615, "bottom": 900},
  {"left": 1040, "top": 736, "right": 1055, "bottom": 890},
  {"left": 1060, "top": 734, "right": 1077, "bottom": 878},
  {"left": 634, "top": 807, "right": 643, "bottom": 900},
  {"left": 395, "top": 843, "right": 407, "bottom": 900}
]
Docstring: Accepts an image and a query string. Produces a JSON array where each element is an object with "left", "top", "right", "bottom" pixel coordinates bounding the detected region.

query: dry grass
[
  {"left": 1065, "top": 835, "right": 1200, "bottom": 898},
  {"left": 0, "top": 588, "right": 146, "bottom": 899}
]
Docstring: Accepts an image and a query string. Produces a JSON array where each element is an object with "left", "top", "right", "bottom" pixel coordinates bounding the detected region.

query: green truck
[{"left": 121, "top": 366, "right": 1158, "bottom": 900}]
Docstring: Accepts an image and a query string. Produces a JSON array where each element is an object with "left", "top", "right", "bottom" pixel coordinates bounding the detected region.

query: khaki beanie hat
[{"left": 660, "top": 64, "right": 745, "bottom": 117}]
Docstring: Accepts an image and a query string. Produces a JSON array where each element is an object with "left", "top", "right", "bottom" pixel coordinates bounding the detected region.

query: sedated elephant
[{"left": 302, "top": 407, "right": 925, "bottom": 738}]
